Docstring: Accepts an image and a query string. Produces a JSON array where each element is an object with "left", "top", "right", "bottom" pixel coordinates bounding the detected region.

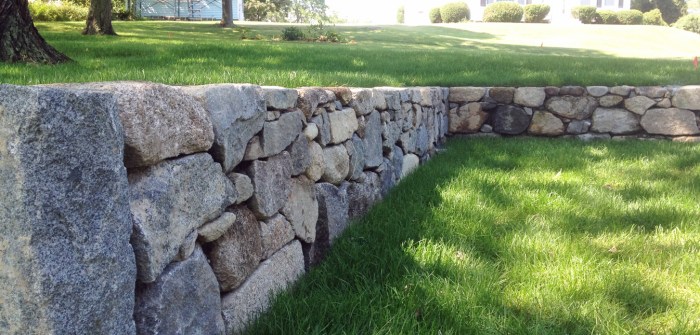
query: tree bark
[
  {"left": 83, "top": 0, "right": 116, "bottom": 35},
  {"left": 222, "top": 0, "right": 234, "bottom": 27},
  {"left": 0, "top": 0, "right": 71, "bottom": 64}
]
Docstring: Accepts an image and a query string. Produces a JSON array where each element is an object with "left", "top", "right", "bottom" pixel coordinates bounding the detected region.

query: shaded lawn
[
  {"left": 246, "top": 138, "right": 700, "bottom": 335},
  {"left": 2, "top": 22, "right": 700, "bottom": 86}
]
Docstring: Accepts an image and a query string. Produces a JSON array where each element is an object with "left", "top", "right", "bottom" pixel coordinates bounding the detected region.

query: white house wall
[{"left": 137, "top": 0, "right": 243, "bottom": 20}]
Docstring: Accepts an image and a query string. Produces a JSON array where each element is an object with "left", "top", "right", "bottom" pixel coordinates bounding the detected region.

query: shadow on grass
[{"left": 245, "top": 137, "right": 699, "bottom": 334}]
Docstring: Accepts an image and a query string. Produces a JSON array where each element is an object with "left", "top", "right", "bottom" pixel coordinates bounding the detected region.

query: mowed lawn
[
  {"left": 246, "top": 138, "right": 700, "bottom": 335},
  {"left": 2, "top": 21, "right": 700, "bottom": 86}
]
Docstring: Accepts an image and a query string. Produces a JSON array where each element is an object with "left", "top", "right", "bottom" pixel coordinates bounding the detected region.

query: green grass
[
  {"left": 2, "top": 21, "right": 700, "bottom": 86},
  {"left": 246, "top": 138, "right": 700, "bottom": 335}
]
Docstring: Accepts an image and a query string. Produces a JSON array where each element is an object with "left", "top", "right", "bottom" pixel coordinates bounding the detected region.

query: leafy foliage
[
  {"left": 244, "top": 0, "right": 290, "bottom": 22},
  {"left": 429, "top": 7, "right": 442, "bottom": 23},
  {"left": 397, "top": 6, "right": 405, "bottom": 24},
  {"left": 483, "top": 2, "right": 523, "bottom": 22},
  {"left": 29, "top": 2, "right": 88, "bottom": 21},
  {"left": 440, "top": 2, "right": 470, "bottom": 23},
  {"left": 632, "top": 0, "right": 656, "bottom": 12},
  {"left": 597, "top": 10, "right": 620, "bottom": 24},
  {"left": 616, "top": 9, "right": 644, "bottom": 24},
  {"left": 654, "top": 0, "right": 688, "bottom": 24},
  {"left": 643, "top": 8, "right": 669, "bottom": 25},
  {"left": 523, "top": 4, "right": 550, "bottom": 23},
  {"left": 306, "top": 21, "right": 343, "bottom": 42},
  {"left": 674, "top": 13, "right": 700, "bottom": 33},
  {"left": 572, "top": 6, "right": 598, "bottom": 24},
  {"left": 281, "top": 26, "right": 304, "bottom": 40}
]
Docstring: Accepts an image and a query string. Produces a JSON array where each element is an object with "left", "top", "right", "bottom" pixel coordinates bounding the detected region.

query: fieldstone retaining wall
[{"left": 1, "top": 83, "right": 698, "bottom": 335}]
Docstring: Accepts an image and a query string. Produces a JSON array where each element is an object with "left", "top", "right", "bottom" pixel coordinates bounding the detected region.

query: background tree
[
  {"left": 654, "top": 0, "right": 687, "bottom": 23},
  {"left": 83, "top": 0, "right": 116, "bottom": 35},
  {"left": 290, "top": 0, "right": 327, "bottom": 23},
  {"left": 0, "top": 0, "right": 71, "bottom": 63},
  {"left": 222, "top": 0, "right": 234, "bottom": 27},
  {"left": 244, "top": 0, "right": 291, "bottom": 21},
  {"left": 397, "top": 6, "right": 405, "bottom": 24},
  {"left": 632, "top": 0, "right": 656, "bottom": 12}
]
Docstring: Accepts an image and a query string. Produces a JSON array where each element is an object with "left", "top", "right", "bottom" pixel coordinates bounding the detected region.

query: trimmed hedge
[
  {"left": 523, "top": 4, "right": 550, "bottom": 23},
  {"left": 616, "top": 9, "right": 643, "bottom": 24},
  {"left": 29, "top": 2, "right": 88, "bottom": 21},
  {"left": 483, "top": 2, "right": 523, "bottom": 23},
  {"left": 643, "top": 9, "right": 668, "bottom": 26},
  {"left": 572, "top": 5, "right": 597, "bottom": 24},
  {"left": 440, "top": 2, "right": 470, "bottom": 23},
  {"left": 674, "top": 14, "right": 700, "bottom": 34},
  {"left": 596, "top": 10, "right": 619, "bottom": 24},
  {"left": 429, "top": 7, "right": 442, "bottom": 23}
]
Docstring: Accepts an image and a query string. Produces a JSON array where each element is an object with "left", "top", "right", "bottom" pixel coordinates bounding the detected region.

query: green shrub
[
  {"left": 656, "top": 0, "right": 687, "bottom": 24},
  {"left": 616, "top": 9, "right": 644, "bottom": 24},
  {"left": 29, "top": 2, "right": 88, "bottom": 21},
  {"left": 674, "top": 14, "right": 700, "bottom": 33},
  {"left": 440, "top": 2, "right": 470, "bottom": 23},
  {"left": 483, "top": 2, "right": 523, "bottom": 22},
  {"left": 429, "top": 7, "right": 442, "bottom": 23},
  {"left": 523, "top": 4, "right": 550, "bottom": 23},
  {"left": 643, "top": 9, "right": 668, "bottom": 25},
  {"left": 282, "top": 26, "right": 305, "bottom": 41},
  {"left": 572, "top": 5, "right": 597, "bottom": 24},
  {"left": 397, "top": 5, "right": 405, "bottom": 24},
  {"left": 597, "top": 10, "right": 619, "bottom": 24}
]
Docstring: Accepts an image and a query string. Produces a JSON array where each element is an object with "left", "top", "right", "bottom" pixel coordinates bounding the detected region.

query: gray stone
[
  {"left": 347, "top": 172, "right": 382, "bottom": 220},
  {"left": 587, "top": 86, "right": 609, "bottom": 97},
  {"left": 379, "top": 158, "right": 397, "bottom": 197},
  {"left": 221, "top": 241, "right": 305, "bottom": 334},
  {"left": 228, "top": 173, "right": 254, "bottom": 204},
  {"left": 383, "top": 121, "right": 402, "bottom": 151},
  {"left": 545, "top": 86, "right": 560, "bottom": 96},
  {"left": 514, "top": 87, "right": 546, "bottom": 107},
  {"left": 206, "top": 206, "right": 262, "bottom": 293},
  {"left": 304, "top": 123, "right": 319, "bottom": 140},
  {"left": 129, "top": 153, "right": 236, "bottom": 283},
  {"left": 58, "top": 82, "right": 215, "bottom": 169},
  {"left": 176, "top": 230, "right": 198, "bottom": 261},
  {"left": 402, "top": 154, "right": 420, "bottom": 178},
  {"left": 567, "top": 120, "right": 592, "bottom": 135},
  {"left": 528, "top": 111, "right": 565, "bottom": 136},
  {"left": 449, "top": 102, "right": 488, "bottom": 133},
  {"left": 198, "top": 212, "right": 237, "bottom": 243},
  {"left": 657, "top": 98, "right": 672, "bottom": 108},
  {"left": 392, "top": 145, "right": 404, "bottom": 181},
  {"left": 322, "top": 144, "right": 350, "bottom": 185},
  {"left": 328, "top": 108, "right": 359, "bottom": 144},
  {"left": 266, "top": 110, "right": 280, "bottom": 121},
  {"left": 135, "top": 247, "right": 224, "bottom": 335},
  {"left": 315, "top": 183, "right": 350, "bottom": 242},
  {"left": 306, "top": 141, "right": 325, "bottom": 182},
  {"left": 281, "top": 177, "right": 319, "bottom": 243},
  {"left": 481, "top": 124, "right": 493, "bottom": 133},
  {"left": 375, "top": 87, "right": 404, "bottom": 111},
  {"left": 672, "top": 86, "right": 700, "bottom": 110},
  {"left": 576, "top": 133, "right": 612, "bottom": 141},
  {"left": 325, "top": 87, "right": 353, "bottom": 105},
  {"left": 262, "top": 86, "right": 298, "bottom": 110},
  {"left": 491, "top": 105, "right": 531, "bottom": 135},
  {"left": 591, "top": 108, "right": 641, "bottom": 134},
  {"left": 243, "top": 135, "right": 264, "bottom": 161},
  {"left": 182, "top": 84, "right": 265, "bottom": 173},
  {"left": 599, "top": 95, "right": 624, "bottom": 107},
  {"left": 641, "top": 108, "right": 700, "bottom": 136},
  {"left": 673, "top": 136, "right": 700, "bottom": 142},
  {"left": 311, "top": 111, "right": 332, "bottom": 146},
  {"left": 346, "top": 135, "right": 366, "bottom": 181},
  {"left": 624, "top": 96, "right": 656, "bottom": 115},
  {"left": 415, "top": 125, "right": 430, "bottom": 156},
  {"left": 351, "top": 88, "right": 376, "bottom": 115},
  {"left": 297, "top": 88, "right": 333, "bottom": 120},
  {"left": 363, "top": 111, "right": 384, "bottom": 168},
  {"left": 260, "top": 214, "right": 295, "bottom": 260},
  {"left": 371, "top": 89, "right": 388, "bottom": 110},
  {"left": 559, "top": 86, "right": 586, "bottom": 96},
  {"left": 636, "top": 86, "right": 668, "bottom": 99},
  {"left": 247, "top": 152, "right": 292, "bottom": 218},
  {"left": 545, "top": 96, "right": 598, "bottom": 120},
  {"left": 610, "top": 85, "right": 634, "bottom": 96},
  {"left": 257, "top": 110, "right": 304, "bottom": 158},
  {"left": 288, "top": 135, "right": 312, "bottom": 176},
  {"left": 488, "top": 87, "right": 515, "bottom": 104},
  {"left": 448, "top": 87, "right": 486, "bottom": 103},
  {"left": 399, "top": 130, "right": 417, "bottom": 154},
  {"left": 0, "top": 85, "right": 136, "bottom": 335}
]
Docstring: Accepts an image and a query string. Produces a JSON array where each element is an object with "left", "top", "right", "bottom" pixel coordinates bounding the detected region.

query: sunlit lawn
[
  {"left": 247, "top": 138, "right": 700, "bottom": 335},
  {"left": 2, "top": 21, "right": 700, "bottom": 86}
]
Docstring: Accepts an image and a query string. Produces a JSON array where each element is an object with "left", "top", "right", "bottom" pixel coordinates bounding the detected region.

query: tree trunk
[
  {"left": 83, "top": 0, "right": 116, "bottom": 35},
  {"left": 222, "top": 0, "right": 234, "bottom": 27},
  {"left": 0, "top": 0, "right": 71, "bottom": 64}
]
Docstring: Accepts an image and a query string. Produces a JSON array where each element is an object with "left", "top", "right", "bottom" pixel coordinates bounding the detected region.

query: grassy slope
[
  {"left": 1, "top": 21, "right": 700, "bottom": 87},
  {"left": 247, "top": 138, "right": 700, "bottom": 335}
]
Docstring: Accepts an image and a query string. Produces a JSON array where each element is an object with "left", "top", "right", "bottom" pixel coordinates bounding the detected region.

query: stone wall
[
  {"left": 0, "top": 82, "right": 448, "bottom": 335},
  {"left": 1, "top": 83, "right": 698, "bottom": 335},
  {"left": 448, "top": 85, "right": 700, "bottom": 141}
]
